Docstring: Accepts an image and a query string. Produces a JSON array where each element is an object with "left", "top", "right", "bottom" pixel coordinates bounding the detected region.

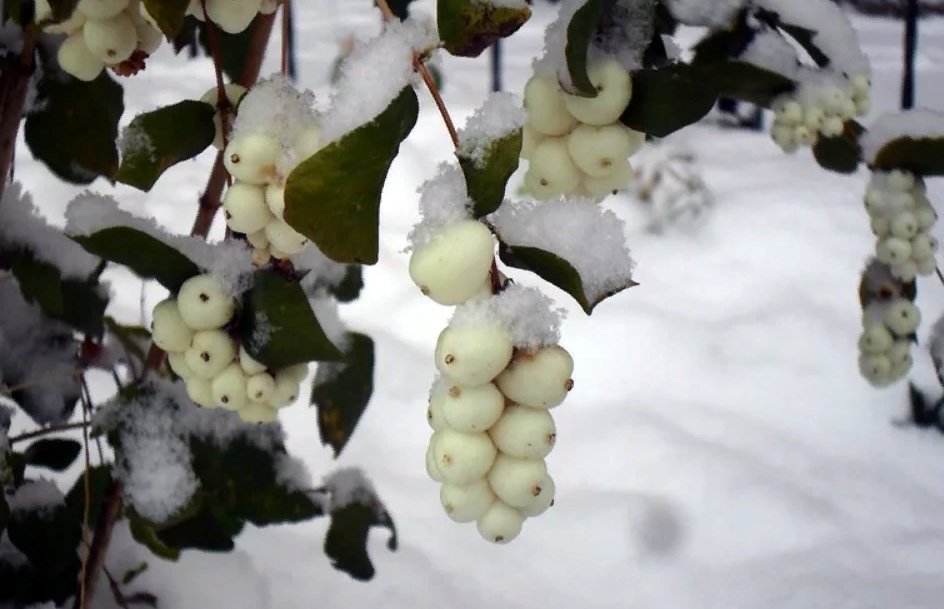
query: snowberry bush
[{"left": 1, "top": 0, "right": 944, "bottom": 604}]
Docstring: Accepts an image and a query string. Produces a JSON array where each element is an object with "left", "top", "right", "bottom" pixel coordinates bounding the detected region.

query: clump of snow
[
  {"left": 450, "top": 284, "right": 564, "bottom": 349},
  {"left": 321, "top": 18, "right": 436, "bottom": 144},
  {"left": 293, "top": 245, "right": 349, "bottom": 291},
  {"left": 533, "top": 0, "right": 590, "bottom": 87},
  {"left": 739, "top": 27, "right": 801, "bottom": 80},
  {"left": 457, "top": 92, "right": 526, "bottom": 166},
  {"left": 275, "top": 453, "right": 313, "bottom": 492},
  {"left": 323, "top": 467, "right": 377, "bottom": 510},
  {"left": 860, "top": 109, "right": 944, "bottom": 164},
  {"left": 490, "top": 198, "right": 635, "bottom": 304},
  {"left": 406, "top": 164, "right": 471, "bottom": 249},
  {"left": 64, "top": 193, "right": 254, "bottom": 297},
  {"left": 664, "top": 0, "right": 744, "bottom": 27},
  {"left": 119, "top": 122, "right": 156, "bottom": 163},
  {"left": 8, "top": 479, "right": 64, "bottom": 513},
  {"left": 0, "top": 182, "right": 100, "bottom": 279}
]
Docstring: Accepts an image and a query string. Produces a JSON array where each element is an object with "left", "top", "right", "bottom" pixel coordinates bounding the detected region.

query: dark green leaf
[
  {"left": 47, "top": 0, "right": 79, "bottom": 21},
  {"left": 312, "top": 333, "right": 375, "bottom": 457},
  {"left": 694, "top": 60, "right": 794, "bottom": 107},
  {"left": 813, "top": 121, "right": 863, "bottom": 174},
  {"left": 7, "top": 501, "right": 82, "bottom": 592},
  {"left": 239, "top": 270, "right": 343, "bottom": 369},
  {"left": 620, "top": 63, "right": 717, "bottom": 137},
  {"left": 129, "top": 512, "right": 181, "bottom": 561},
  {"left": 104, "top": 317, "right": 151, "bottom": 366},
  {"left": 458, "top": 129, "right": 522, "bottom": 217},
  {"left": 565, "top": 0, "right": 616, "bottom": 95},
  {"left": 114, "top": 100, "right": 216, "bottom": 191},
  {"left": 329, "top": 265, "right": 364, "bottom": 303},
  {"left": 141, "top": 0, "right": 189, "bottom": 38},
  {"left": 284, "top": 87, "right": 419, "bottom": 264},
  {"left": 72, "top": 226, "right": 200, "bottom": 293},
  {"left": 499, "top": 243, "right": 637, "bottom": 314},
  {"left": 871, "top": 136, "right": 944, "bottom": 176},
  {"left": 65, "top": 465, "right": 112, "bottom": 526},
  {"left": 121, "top": 561, "right": 149, "bottom": 585},
  {"left": 58, "top": 279, "right": 108, "bottom": 337},
  {"left": 195, "top": 15, "right": 259, "bottom": 82},
  {"left": 155, "top": 503, "right": 243, "bottom": 553},
  {"left": 325, "top": 503, "right": 397, "bottom": 581},
  {"left": 25, "top": 71, "right": 123, "bottom": 184},
  {"left": 23, "top": 439, "right": 81, "bottom": 471},
  {"left": 437, "top": 0, "right": 531, "bottom": 57}
]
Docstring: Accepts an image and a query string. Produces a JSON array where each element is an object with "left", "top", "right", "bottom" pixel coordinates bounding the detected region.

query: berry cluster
[
  {"left": 151, "top": 273, "right": 306, "bottom": 422},
  {"left": 184, "top": 0, "right": 279, "bottom": 34},
  {"left": 522, "top": 59, "right": 644, "bottom": 200},
  {"left": 865, "top": 170, "right": 938, "bottom": 282},
  {"left": 858, "top": 298, "right": 921, "bottom": 387},
  {"left": 770, "top": 75, "right": 871, "bottom": 153},
  {"left": 200, "top": 84, "right": 247, "bottom": 150}
]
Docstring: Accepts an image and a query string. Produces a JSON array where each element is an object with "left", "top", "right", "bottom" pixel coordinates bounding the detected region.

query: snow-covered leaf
[
  {"left": 325, "top": 501, "right": 397, "bottom": 581},
  {"left": 23, "top": 439, "right": 80, "bottom": 472},
  {"left": 458, "top": 129, "right": 521, "bottom": 217},
  {"left": 72, "top": 226, "right": 201, "bottom": 294},
  {"left": 871, "top": 137, "right": 944, "bottom": 176},
  {"left": 6, "top": 499, "right": 82, "bottom": 605},
  {"left": 24, "top": 72, "right": 123, "bottom": 185},
  {"left": 142, "top": 0, "right": 189, "bottom": 37},
  {"left": 114, "top": 100, "right": 216, "bottom": 192},
  {"left": 498, "top": 243, "right": 636, "bottom": 314},
  {"left": 438, "top": 0, "right": 531, "bottom": 58},
  {"left": 312, "top": 333, "right": 375, "bottom": 457},
  {"left": 621, "top": 64, "right": 717, "bottom": 137},
  {"left": 813, "top": 121, "right": 863, "bottom": 174},
  {"left": 284, "top": 87, "right": 418, "bottom": 264},
  {"left": 565, "top": 0, "right": 615, "bottom": 96},
  {"left": 239, "top": 270, "right": 343, "bottom": 370}
]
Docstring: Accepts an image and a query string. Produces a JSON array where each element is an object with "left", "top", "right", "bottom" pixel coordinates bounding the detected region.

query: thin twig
[
  {"left": 281, "top": 1, "right": 290, "bottom": 77},
  {"left": 936, "top": 265, "right": 944, "bottom": 288},
  {"left": 8, "top": 420, "right": 91, "bottom": 444},
  {"left": 78, "top": 384, "right": 93, "bottom": 609},
  {"left": 0, "top": 23, "right": 37, "bottom": 205},
  {"left": 201, "top": 0, "right": 233, "bottom": 156}
]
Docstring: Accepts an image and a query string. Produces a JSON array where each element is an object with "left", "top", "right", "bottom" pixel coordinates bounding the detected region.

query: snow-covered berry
[
  {"left": 440, "top": 382, "right": 505, "bottom": 433},
  {"left": 434, "top": 324, "right": 514, "bottom": 386},
  {"left": 432, "top": 429, "right": 497, "bottom": 485},
  {"left": 408, "top": 220, "right": 496, "bottom": 305},
  {"left": 476, "top": 501, "right": 523, "bottom": 544},
  {"left": 487, "top": 454, "right": 548, "bottom": 508},
  {"left": 488, "top": 404, "right": 556, "bottom": 460},
  {"left": 151, "top": 299, "right": 194, "bottom": 352},
  {"left": 561, "top": 59, "right": 633, "bottom": 126},
  {"left": 495, "top": 345, "right": 574, "bottom": 409},
  {"left": 440, "top": 478, "right": 496, "bottom": 523}
]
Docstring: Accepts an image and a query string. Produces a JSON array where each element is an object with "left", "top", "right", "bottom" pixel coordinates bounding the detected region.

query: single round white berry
[
  {"left": 889, "top": 356, "right": 913, "bottom": 382},
  {"left": 238, "top": 345, "right": 267, "bottom": 375},
  {"left": 523, "top": 74, "right": 578, "bottom": 136},
  {"left": 426, "top": 434, "right": 445, "bottom": 482},
  {"left": 204, "top": 0, "right": 262, "bottom": 34},
  {"left": 427, "top": 383, "right": 449, "bottom": 431},
  {"left": 858, "top": 324, "right": 894, "bottom": 355},
  {"left": 435, "top": 323, "right": 514, "bottom": 386},
  {"left": 582, "top": 159, "right": 635, "bottom": 198},
  {"left": 870, "top": 217, "right": 891, "bottom": 238},
  {"left": 224, "top": 133, "right": 281, "bottom": 185},
  {"left": 57, "top": 32, "right": 105, "bottom": 81},
  {"left": 259, "top": 0, "right": 278, "bottom": 13},
  {"left": 408, "top": 220, "right": 496, "bottom": 306},
  {"left": 886, "top": 192, "right": 915, "bottom": 213},
  {"left": 83, "top": 13, "right": 137, "bottom": 64},
  {"left": 821, "top": 89, "right": 848, "bottom": 116},
  {"left": 520, "top": 473, "right": 555, "bottom": 517},
  {"left": 269, "top": 370, "right": 301, "bottom": 408},
  {"left": 77, "top": 0, "right": 128, "bottom": 20},
  {"left": 440, "top": 383, "right": 505, "bottom": 433},
  {"left": 476, "top": 501, "right": 523, "bottom": 544},
  {"left": 884, "top": 300, "right": 921, "bottom": 336},
  {"left": 239, "top": 402, "right": 279, "bottom": 423},
  {"left": 566, "top": 123, "right": 644, "bottom": 178},
  {"left": 914, "top": 203, "right": 937, "bottom": 231},
  {"left": 246, "top": 229, "right": 270, "bottom": 250},
  {"left": 488, "top": 404, "right": 556, "bottom": 460},
  {"left": 820, "top": 116, "right": 845, "bottom": 138},
  {"left": 837, "top": 98, "right": 858, "bottom": 121},
  {"left": 185, "top": 329, "right": 237, "bottom": 379},
  {"left": 186, "top": 376, "right": 216, "bottom": 408},
  {"left": 211, "top": 362, "right": 249, "bottom": 410},
  {"left": 521, "top": 123, "right": 545, "bottom": 161},
  {"left": 917, "top": 257, "right": 937, "bottom": 276},
  {"left": 487, "top": 454, "right": 548, "bottom": 508},
  {"left": 246, "top": 372, "right": 276, "bottom": 403},
  {"left": 864, "top": 189, "right": 888, "bottom": 217},
  {"left": 887, "top": 340, "right": 912, "bottom": 365},
  {"left": 851, "top": 75, "right": 871, "bottom": 97},
  {"left": 859, "top": 353, "right": 892, "bottom": 385},
  {"left": 525, "top": 137, "right": 582, "bottom": 199},
  {"left": 890, "top": 211, "right": 919, "bottom": 240},
  {"left": 151, "top": 298, "right": 194, "bottom": 352},
  {"left": 223, "top": 182, "right": 273, "bottom": 234},
  {"left": 794, "top": 125, "right": 816, "bottom": 147},
  {"left": 432, "top": 428, "right": 497, "bottom": 486},
  {"left": 496, "top": 345, "right": 574, "bottom": 409},
  {"left": 135, "top": 21, "right": 163, "bottom": 55},
  {"left": 264, "top": 219, "right": 308, "bottom": 255},
  {"left": 186, "top": 0, "right": 206, "bottom": 20},
  {"left": 854, "top": 97, "right": 871, "bottom": 116},
  {"left": 177, "top": 274, "right": 235, "bottom": 330},
  {"left": 562, "top": 59, "right": 633, "bottom": 126},
  {"left": 774, "top": 100, "right": 803, "bottom": 126},
  {"left": 891, "top": 260, "right": 918, "bottom": 283},
  {"left": 886, "top": 170, "right": 916, "bottom": 192},
  {"left": 802, "top": 105, "right": 824, "bottom": 131},
  {"left": 168, "top": 351, "right": 195, "bottom": 379},
  {"left": 876, "top": 237, "right": 912, "bottom": 266},
  {"left": 282, "top": 363, "right": 309, "bottom": 383},
  {"left": 771, "top": 124, "right": 798, "bottom": 153},
  {"left": 911, "top": 234, "right": 938, "bottom": 262},
  {"left": 440, "top": 478, "right": 496, "bottom": 523},
  {"left": 264, "top": 184, "right": 286, "bottom": 219}
]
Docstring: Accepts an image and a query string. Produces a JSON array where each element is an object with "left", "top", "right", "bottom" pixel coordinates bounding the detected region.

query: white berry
[
  {"left": 876, "top": 237, "right": 912, "bottom": 266},
  {"left": 184, "top": 329, "right": 236, "bottom": 379},
  {"left": 476, "top": 501, "right": 523, "bottom": 544},
  {"left": 426, "top": 436, "right": 445, "bottom": 483},
  {"left": 890, "top": 211, "right": 919, "bottom": 240},
  {"left": 435, "top": 324, "right": 514, "bottom": 386},
  {"left": 269, "top": 370, "right": 301, "bottom": 408},
  {"left": 264, "top": 183, "right": 286, "bottom": 219},
  {"left": 566, "top": 123, "right": 643, "bottom": 178},
  {"left": 151, "top": 298, "right": 194, "bottom": 352},
  {"left": 525, "top": 137, "right": 582, "bottom": 199},
  {"left": 440, "top": 478, "right": 496, "bottom": 523},
  {"left": 238, "top": 345, "right": 267, "bottom": 375},
  {"left": 488, "top": 404, "right": 556, "bottom": 459},
  {"left": 204, "top": 0, "right": 262, "bottom": 34},
  {"left": 57, "top": 32, "right": 104, "bottom": 81},
  {"left": 562, "top": 59, "right": 633, "bottom": 126},
  {"left": 223, "top": 182, "right": 273, "bottom": 234},
  {"left": 246, "top": 372, "right": 276, "bottom": 403},
  {"left": 496, "top": 345, "right": 574, "bottom": 409},
  {"left": 167, "top": 351, "right": 195, "bottom": 379},
  {"left": 211, "top": 362, "right": 249, "bottom": 410},
  {"left": 177, "top": 274, "right": 235, "bottom": 330},
  {"left": 520, "top": 473, "right": 555, "bottom": 517},
  {"left": 911, "top": 234, "right": 938, "bottom": 262},
  {"left": 264, "top": 219, "right": 308, "bottom": 255},
  {"left": 440, "top": 383, "right": 505, "bottom": 433},
  {"left": 427, "top": 383, "right": 449, "bottom": 431},
  {"left": 884, "top": 300, "right": 921, "bottom": 336},
  {"left": 186, "top": 376, "right": 215, "bottom": 408},
  {"left": 859, "top": 354, "right": 892, "bottom": 385},
  {"left": 200, "top": 84, "right": 248, "bottom": 149},
  {"left": 858, "top": 324, "right": 893, "bottom": 355},
  {"left": 239, "top": 402, "right": 279, "bottom": 424},
  {"left": 583, "top": 159, "right": 635, "bottom": 198},
  {"left": 224, "top": 133, "right": 281, "bottom": 185},
  {"left": 521, "top": 123, "right": 544, "bottom": 161},
  {"left": 432, "top": 429, "right": 497, "bottom": 486},
  {"left": 408, "top": 220, "right": 496, "bottom": 306},
  {"left": 83, "top": 13, "right": 137, "bottom": 64},
  {"left": 523, "top": 74, "right": 577, "bottom": 136},
  {"left": 487, "top": 454, "right": 548, "bottom": 508},
  {"left": 77, "top": 0, "right": 128, "bottom": 20}
]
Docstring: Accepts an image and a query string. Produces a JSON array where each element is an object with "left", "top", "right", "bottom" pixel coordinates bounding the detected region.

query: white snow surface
[
  {"left": 456, "top": 92, "right": 525, "bottom": 165},
  {"left": 665, "top": 0, "right": 743, "bottom": 27},
  {"left": 406, "top": 163, "right": 472, "bottom": 248},
  {"left": 861, "top": 109, "right": 944, "bottom": 164},
  {"left": 6, "top": 2, "right": 944, "bottom": 608}
]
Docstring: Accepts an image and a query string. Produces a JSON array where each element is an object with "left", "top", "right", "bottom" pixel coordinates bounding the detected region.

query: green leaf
[
  {"left": 620, "top": 63, "right": 717, "bottom": 137},
  {"left": 23, "top": 439, "right": 81, "bottom": 471},
  {"left": 47, "top": 0, "right": 79, "bottom": 21},
  {"left": 437, "top": 0, "right": 531, "bottom": 57},
  {"left": 329, "top": 265, "right": 364, "bottom": 303},
  {"left": 154, "top": 503, "right": 243, "bottom": 553},
  {"left": 694, "top": 60, "right": 794, "bottom": 107},
  {"left": 65, "top": 466, "right": 113, "bottom": 526},
  {"left": 103, "top": 317, "right": 151, "bottom": 366},
  {"left": 565, "top": 0, "right": 616, "bottom": 95},
  {"left": 114, "top": 100, "right": 216, "bottom": 192},
  {"left": 72, "top": 226, "right": 200, "bottom": 293},
  {"left": 813, "top": 121, "right": 863, "bottom": 174},
  {"left": 312, "top": 333, "right": 375, "bottom": 457},
  {"left": 24, "top": 71, "right": 123, "bottom": 184},
  {"left": 458, "top": 129, "right": 522, "bottom": 217},
  {"left": 121, "top": 562, "right": 149, "bottom": 586},
  {"left": 129, "top": 512, "right": 181, "bottom": 561},
  {"left": 141, "top": 0, "right": 189, "bottom": 38},
  {"left": 239, "top": 269, "right": 343, "bottom": 369},
  {"left": 871, "top": 136, "right": 944, "bottom": 176},
  {"left": 325, "top": 503, "right": 397, "bottom": 581},
  {"left": 284, "top": 87, "right": 419, "bottom": 264},
  {"left": 499, "top": 243, "right": 637, "bottom": 314}
]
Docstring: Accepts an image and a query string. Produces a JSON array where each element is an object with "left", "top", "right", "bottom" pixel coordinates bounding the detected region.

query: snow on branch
[{"left": 861, "top": 109, "right": 944, "bottom": 164}]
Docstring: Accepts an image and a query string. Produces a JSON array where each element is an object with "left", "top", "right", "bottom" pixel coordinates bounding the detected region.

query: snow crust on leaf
[
  {"left": 293, "top": 245, "right": 349, "bottom": 290},
  {"left": 407, "top": 163, "right": 472, "bottom": 249},
  {"left": 323, "top": 467, "right": 377, "bottom": 510},
  {"left": 664, "top": 0, "right": 743, "bottom": 27},
  {"left": 457, "top": 92, "right": 526, "bottom": 166},
  {"left": 8, "top": 479, "right": 64, "bottom": 513},
  {"left": 119, "top": 121, "right": 157, "bottom": 163},
  {"left": 0, "top": 182, "right": 100, "bottom": 279},
  {"left": 490, "top": 197, "right": 635, "bottom": 304},
  {"left": 739, "top": 27, "right": 801, "bottom": 80},
  {"left": 860, "top": 109, "right": 944, "bottom": 164},
  {"left": 450, "top": 284, "right": 564, "bottom": 349}
]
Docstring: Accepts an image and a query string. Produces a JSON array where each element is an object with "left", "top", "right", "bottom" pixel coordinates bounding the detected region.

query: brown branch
[
  {"left": 8, "top": 420, "right": 91, "bottom": 444},
  {"left": 74, "top": 479, "right": 124, "bottom": 609},
  {"left": 0, "top": 23, "right": 37, "bottom": 205},
  {"left": 281, "top": 1, "right": 291, "bottom": 77}
]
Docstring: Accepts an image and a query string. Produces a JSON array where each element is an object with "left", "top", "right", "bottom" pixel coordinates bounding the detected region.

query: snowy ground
[{"left": 10, "top": 2, "right": 944, "bottom": 608}]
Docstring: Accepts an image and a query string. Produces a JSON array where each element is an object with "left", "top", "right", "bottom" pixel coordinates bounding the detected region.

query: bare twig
[
  {"left": 8, "top": 420, "right": 91, "bottom": 444},
  {"left": 74, "top": 479, "right": 124, "bottom": 609},
  {"left": 78, "top": 384, "right": 93, "bottom": 609},
  {"left": 0, "top": 23, "right": 37, "bottom": 205},
  {"left": 281, "top": 1, "right": 291, "bottom": 77},
  {"left": 936, "top": 265, "right": 944, "bottom": 288}
]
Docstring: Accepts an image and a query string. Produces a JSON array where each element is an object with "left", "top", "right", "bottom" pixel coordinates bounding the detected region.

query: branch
[
  {"left": 0, "top": 23, "right": 37, "bottom": 205},
  {"left": 8, "top": 420, "right": 91, "bottom": 444}
]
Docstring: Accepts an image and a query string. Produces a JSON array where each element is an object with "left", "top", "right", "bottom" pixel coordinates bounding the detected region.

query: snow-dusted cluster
[
  {"left": 522, "top": 59, "right": 644, "bottom": 200},
  {"left": 152, "top": 273, "right": 307, "bottom": 423},
  {"left": 222, "top": 77, "right": 323, "bottom": 264},
  {"left": 858, "top": 298, "right": 920, "bottom": 387},
  {"left": 865, "top": 170, "right": 938, "bottom": 282},
  {"left": 769, "top": 76, "right": 871, "bottom": 153}
]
